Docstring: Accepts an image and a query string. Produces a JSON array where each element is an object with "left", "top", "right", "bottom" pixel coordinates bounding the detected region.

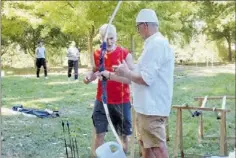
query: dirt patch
[{"left": 175, "top": 64, "right": 235, "bottom": 77}]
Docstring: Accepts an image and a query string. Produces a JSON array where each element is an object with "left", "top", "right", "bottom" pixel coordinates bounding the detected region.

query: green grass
[{"left": 1, "top": 67, "right": 235, "bottom": 158}]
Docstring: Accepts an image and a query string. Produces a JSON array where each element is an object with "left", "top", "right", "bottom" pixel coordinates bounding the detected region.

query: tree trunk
[
  {"left": 130, "top": 34, "right": 135, "bottom": 59},
  {"left": 225, "top": 31, "right": 232, "bottom": 62},
  {"left": 26, "top": 49, "right": 36, "bottom": 68},
  {"left": 88, "top": 34, "right": 93, "bottom": 68},
  {"left": 28, "top": 48, "right": 35, "bottom": 58},
  {"left": 88, "top": 26, "right": 95, "bottom": 68},
  {"left": 1, "top": 48, "right": 7, "bottom": 57},
  {"left": 61, "top": 53, "right": 63, "bottom": 66},
  {"left": 227, "top": 37, "right": 232, "bottom": 62}
]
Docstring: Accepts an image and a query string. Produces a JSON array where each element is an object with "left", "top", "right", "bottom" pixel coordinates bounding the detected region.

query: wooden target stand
[
  {"left": 90, "top": 95, "right": 235, "bottom": 157},
  {"left": 172, "top": 96, "right": 235, "bottom": 158}
]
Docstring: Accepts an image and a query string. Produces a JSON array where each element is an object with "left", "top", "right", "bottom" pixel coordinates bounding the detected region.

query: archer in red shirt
[{"left": 83, "top": 24, "right": 134, "bottom": 155}]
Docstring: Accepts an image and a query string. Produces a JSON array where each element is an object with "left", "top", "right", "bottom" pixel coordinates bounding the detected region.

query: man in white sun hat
[{"left": 114, "top": 9, "right": 174, "bottom": 158}]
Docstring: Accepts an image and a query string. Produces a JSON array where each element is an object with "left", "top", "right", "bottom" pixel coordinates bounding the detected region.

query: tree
[
  {"left": 3, "top": 1, "right": 219, "bottom": 66},
  {"left": 199, "top": 1, "right": 235, "bottom": 61}
]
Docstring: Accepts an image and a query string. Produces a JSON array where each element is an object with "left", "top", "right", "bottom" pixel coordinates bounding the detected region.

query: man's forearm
[
  {"left": 110, "top": 72, "right": 131, "bottom": 84},
  {"left": 84, "top": 71, "right": 97, "bottom": 84},
  {"left": 126, "top": 70, "right": 148, "bottom": 86}
]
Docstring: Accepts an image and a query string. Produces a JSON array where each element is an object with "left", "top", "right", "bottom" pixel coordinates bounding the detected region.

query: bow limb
[
  {"left": 103, "top": 1, "right": 123, "bottom": 42},
  {"left": 100, "top": 1, "right": 123, "bottom": 146}
]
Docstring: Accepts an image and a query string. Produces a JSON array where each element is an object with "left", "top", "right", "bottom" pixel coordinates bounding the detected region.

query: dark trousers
[
  {"left": 68, "top": 60, "right": 78, "bottom": 79},
  {"left": 36, "top": 58, "right": 47, "bottom": 77}
]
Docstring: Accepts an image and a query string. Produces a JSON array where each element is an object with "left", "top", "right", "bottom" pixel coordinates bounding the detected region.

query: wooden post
[
  {"left": 174, "top": 109, "right": 180, "bottom": 158},
  {"left": 198, "top": 99, "right": 204, "bottom": 143},
  {"left": 174, "top": 108, "right": 184, "bottom": 158},
  {"left": 179, "top": 109, "right": 184, "bottom": 158},
  {"left": 90, "top": 127, "right": 96, "bottom": 158},
  {"left": 220, "top": 96, "right": 227, "bottom": 156},
  {"left": 201, "top": 96, "right": 208, "bottom": 108},
  {"left": 220, "top": 111, "right": 227, "bottom": 156},
  {"left": 222, "top": 96, "right": 226, "bottom": 110},
  {"left": 166, "top": 118, "right": 170, "bottom": 141},
  {"left": 198, "top": 96, "right": 208, "bottom": 143},
  {"left": 194, "top": 96, "right": 235, "bottom": 100}
]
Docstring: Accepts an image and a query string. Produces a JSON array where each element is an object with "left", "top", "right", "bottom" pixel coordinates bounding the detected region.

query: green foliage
[
  {"left": 1, "top": 1, "right": 234, "bottom": 65},
  {"left": 215, "top": 39, "right": 232, "bottom": 61},
  {"left": 199, "top": 1, "right": 235, "bottom": 61}
]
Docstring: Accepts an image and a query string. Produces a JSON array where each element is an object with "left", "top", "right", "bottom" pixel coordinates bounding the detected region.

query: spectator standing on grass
[
  {"left": 35, "top": 41, "right": 48, "bottom": 79},
  {"left": 67, "top": 41, "right": 80, "bottom": 81}
]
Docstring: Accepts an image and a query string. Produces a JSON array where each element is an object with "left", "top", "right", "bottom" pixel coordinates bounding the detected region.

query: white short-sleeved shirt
[
  {"left": 132, "top": 32, "right": 174, "bottom": 116},
  {"left": 35, "top": 47, "right": 46, "bottom": 58},
  {"left": 67, "top": 47, "right": 80, "bottom": 61}
]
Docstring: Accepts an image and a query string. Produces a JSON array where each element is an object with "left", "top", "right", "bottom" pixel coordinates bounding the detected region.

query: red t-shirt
[{"left": 94, "top": 46, "right": 130, "bottom": 104}]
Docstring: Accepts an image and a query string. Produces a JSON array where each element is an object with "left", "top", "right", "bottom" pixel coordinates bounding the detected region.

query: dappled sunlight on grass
[
  {"left": 6, "top": 71, "right": 14, "bottom": 75},
  {"left": 1, "top": 107, "right": 20, "bottom": 116},
  {"left": 2, "top": 97, "right": 19, "bottom": 101},
  {"left": 10, "top": 97, "right": 64, "bottom": 109},
  {"left": 47, "top": 81, "right": 71, "bottom": 85},
  {"left": 177, "top": 65, "right": 235, "bottom": 78},
  {"left": 180, "top": 86, "right": 190, "bottom": 90},
  {"left": 191, "top": 71, "right": 219, "bottom": 77},
  {"left": 81, "top": 92, "right": 96, "bottom": 97}
]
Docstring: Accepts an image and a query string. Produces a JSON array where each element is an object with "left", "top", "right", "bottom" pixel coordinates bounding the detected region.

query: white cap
[
  {"left": 136, "top": 9, "right": 159, "bottom": 25},
  {"left": 99, "top": 24, "right": 117, "bottom": 38}
]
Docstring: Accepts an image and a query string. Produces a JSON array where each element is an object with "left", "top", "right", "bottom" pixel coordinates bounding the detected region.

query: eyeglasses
[{"left": 136, "top": 22, "right": 146, "bottom": 31}]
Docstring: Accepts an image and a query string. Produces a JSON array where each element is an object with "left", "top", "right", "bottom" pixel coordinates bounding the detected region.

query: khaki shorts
[{"left": 136, "top": 112, "right": 167, "bottom": 148}]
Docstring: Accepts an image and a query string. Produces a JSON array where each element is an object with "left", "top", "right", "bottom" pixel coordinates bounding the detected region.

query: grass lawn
[{"left": 1, "top": 65, "right": 235, "bottom": 158}]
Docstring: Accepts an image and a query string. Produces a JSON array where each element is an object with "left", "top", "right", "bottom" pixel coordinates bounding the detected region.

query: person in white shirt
[
  {"left": 67, "top": 41, "right": 80, "bottom": 81},
  {"left": 35, "top": 41, "right": 48, "bottom": 79},
  {"left": 111, "top": 9, "right": 174, "bottom": 158}
]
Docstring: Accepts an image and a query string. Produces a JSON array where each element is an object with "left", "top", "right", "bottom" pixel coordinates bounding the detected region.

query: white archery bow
[{"left": 101, "top": 0, "right": 123, "bottom": 146}]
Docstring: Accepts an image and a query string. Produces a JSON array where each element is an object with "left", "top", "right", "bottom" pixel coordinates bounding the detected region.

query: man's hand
[
  {"left": 100, "top": 70, "right": 110, "bottom": 80},
  {"left": 83, "top": 77, "right": 90, "bottom": 84},
  {"left": 114, "top": 60, "right": 131, "bottom": 78},
  {"left": 83, "top": 71, "right": 100, "bottom": 84}
]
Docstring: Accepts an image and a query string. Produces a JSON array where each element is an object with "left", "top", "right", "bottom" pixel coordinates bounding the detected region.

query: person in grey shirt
[
  {"left": 35, "top": 41, "right": 48, "bottom": 79},
  {"left": 67, "top": 41, "right": 80, "bottom": 81}
]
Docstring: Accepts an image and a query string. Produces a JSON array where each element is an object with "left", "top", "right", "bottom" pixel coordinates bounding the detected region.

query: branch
[
  {"left": 67, "top": 2, "right": 75, "bottom": 9},
  {"left": 1, "top": 48, "right": 7, "bottom": 57},
  {"left": 27, "top": 48, "right": 35, "bottom": 59}
]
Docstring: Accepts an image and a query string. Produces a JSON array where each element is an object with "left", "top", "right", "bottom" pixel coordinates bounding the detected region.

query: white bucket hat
[{"left": 136, "top": 9, "right": 159, "bottom": 25}]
